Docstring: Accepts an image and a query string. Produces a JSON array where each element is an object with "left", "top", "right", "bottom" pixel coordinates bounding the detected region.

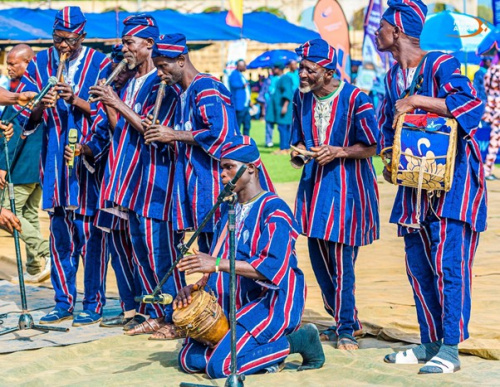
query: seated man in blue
[
  {"left": 376, "top": 0, "right": 487, "bottom": 374},
  {"left": 174, "top": 136, "right": 324, "bottom": 378}
]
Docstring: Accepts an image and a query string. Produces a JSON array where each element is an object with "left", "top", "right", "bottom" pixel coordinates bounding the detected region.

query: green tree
[
  {"left": 478, "top": 5, "right": 493, "bottom": 23},
  {"left": 203, "top": 6, "right": 224, "bottom": 13},
  {"left": 351, "top": 7, "right": 365, "bottom": 31},
  {"left": 253, "top": 7, "right": 286, "bottom": 20}
]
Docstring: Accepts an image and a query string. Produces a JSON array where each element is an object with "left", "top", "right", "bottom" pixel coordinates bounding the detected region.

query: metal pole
[{"left": 224, "top": 194, "right": 244, "bottom": 387}]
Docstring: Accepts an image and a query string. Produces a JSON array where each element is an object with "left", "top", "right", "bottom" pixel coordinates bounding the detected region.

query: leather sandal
[
  {"left": 124, "top": 317, "right": 165, "bottom": 336},
  {"left": 148, "top": 323, "right": 185, "bottom": 340}
]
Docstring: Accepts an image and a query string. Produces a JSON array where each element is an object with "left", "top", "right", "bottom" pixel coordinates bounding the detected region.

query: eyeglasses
[{"left": 52, "top": 34, "right": 81, "bottom": 46}]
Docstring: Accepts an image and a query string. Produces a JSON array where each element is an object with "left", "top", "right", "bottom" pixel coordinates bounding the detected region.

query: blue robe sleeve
[
  {"left": 353, "top": 91, "right": 379, "bottom": 146},
  {"left": 15, "top": 61, "right": 44, "bottom": 136},
  {"left": 246, "top": 206, "right": 299, "bottom": 288},
  {"left": 377, "top": 72, "right": 395, "bottom": 154},
  {"left": 82, "top": 102, "right": 111, "bottom": 167},
  {"left": 436, "top": 56, "right": 483, "bottom": 137},
  {"left": 192, "top": 79, "right": 236, "bottom": 159},
  {"left": 290, "top": 92, "right": 304, "bottom": 146}
]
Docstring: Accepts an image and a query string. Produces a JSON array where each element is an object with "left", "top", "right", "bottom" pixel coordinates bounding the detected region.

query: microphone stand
[
  {"left": 136, "top": 165, "right": 247, "bottom": 387},
  {"left": 0, "top": 120, "right": 68, "bottom": 336},
  {"left": 137, "top": 165, "right": 247, "bottom": 304}
]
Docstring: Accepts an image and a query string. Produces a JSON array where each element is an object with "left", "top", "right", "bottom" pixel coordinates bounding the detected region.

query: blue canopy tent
[{"left": 0, "top": 9, "right": 319, "bottom": 45}]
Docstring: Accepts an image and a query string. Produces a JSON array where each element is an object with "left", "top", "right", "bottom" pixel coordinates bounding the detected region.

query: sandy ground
[{"left": 0, "top": 180, "right": 500, "bottom": 385}]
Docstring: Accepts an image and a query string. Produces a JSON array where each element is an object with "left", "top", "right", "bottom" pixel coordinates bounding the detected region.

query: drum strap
[{"left": 212, "top": 223, "right": 228, "bottom": 258}]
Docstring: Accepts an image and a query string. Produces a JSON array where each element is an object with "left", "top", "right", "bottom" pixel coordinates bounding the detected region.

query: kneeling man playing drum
[{"left": 174, "top": 136, "right": 325, "bottom": 378}]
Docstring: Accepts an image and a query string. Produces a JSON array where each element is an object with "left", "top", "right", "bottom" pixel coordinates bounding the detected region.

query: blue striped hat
[
  {"left": 53, "top": 6, "right": 86, "bottom": 34},
  {"left": 295, "top": 39, "right": 337, "bottom": 70},
  {"left": 122, "top": 14, "right": 159, "bottom": 40},
  {"left": 152, "top": 34, "right": 189, "bottom": 58},
  {"left": 382, "top": 0, "right": 428, "bottom": 39}
]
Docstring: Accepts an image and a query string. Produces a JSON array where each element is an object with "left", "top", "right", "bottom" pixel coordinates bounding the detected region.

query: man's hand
[
  {"left": 176, "top": 251, "right": 217, "bottom": 275},
  {"left": 0, "top": 170, "right": 6, "bottom": 190},
  {"left": 383, "top": 167, "right": 392, "bottom": 184},
  {"left": 291, "top": 143, "right": 306, "bottom": 159},
  {"left": 17, "top": 91, "right": 36, "bottom": 107},
  {"left": 0, "top": 208, "right": 22, "bottom": 233},
  {"left": 0, "top": 122, "right": 14, "bottom": 141},
  {"left": 88, "top": 85, "right": 121, "bottom": 108},
  {"left": 55, "top": 82, "right": 76, "bottom": 105},
  {"left": 281, "top": 105, "right": 288, "bottom": 116},
  {"left": 393, "top": 95, "right": 418, "bottom": 128},
  {"left": 172, "top": 273, "right": 210, "bottom": 310},
  {"left": 64, "top": 143, "right": 81, "bottom": 162},
  {"left": 141, "top": 114, "right": 160, "bottom": 133},
  {"left": 310, "top": 145, "right": 345, "bottom": 166},
  {"left": 144, "top": 124, "right": 176, "bottom": 145}
]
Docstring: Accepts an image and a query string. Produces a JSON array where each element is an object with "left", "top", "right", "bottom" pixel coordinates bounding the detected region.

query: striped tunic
[
  {"left": 377, "top": 51, "right": 487, "bottom": 233},
  {"left": 172, "top": 73, "right": 240, "bottom": 232},
  {"left": 16, "top": 46, "right": 111, "bottom": 215},
  {"left": 101, "top": 71, "right": 181, "bottom": 221},
  {"left": 291, "top": 82, "right": 380, "bottom": 246},
  {"left": 206, "top": 192, "right": 305, "bottom": 344}
]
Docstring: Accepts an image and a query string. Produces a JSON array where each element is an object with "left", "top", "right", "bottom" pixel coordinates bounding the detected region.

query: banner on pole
[
  {"left": 363, "top": 0, "right": 392, "bottom": 70},
  {"left": 313, "top": 0, "right": 351, "bottom": 82}
]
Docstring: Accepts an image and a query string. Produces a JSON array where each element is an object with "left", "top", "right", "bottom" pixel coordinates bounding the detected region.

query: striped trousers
[
  {"left": 128, "top": 211, "right": 185, "bottom": 321},
  {"left": 403, "top": 216, "right": 479, "bottom": 345},
  {"left": 179, "top": 324, "right": 290, "bottom": 379},
  {"left": 49, "top": 207, "right": 107, "bottom": 313},
  {"left": 308, "top": 238, "right": 361, "bottom": 336}
]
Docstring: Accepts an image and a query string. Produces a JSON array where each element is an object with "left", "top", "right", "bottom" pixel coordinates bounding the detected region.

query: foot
[
  {"left": 24, "top": 259, "right": 51, "bottom": 283},
  {"left": 485, "top": 174, "right": 499, "bottom": 181},
  {"left": 124, "top": 316, "right": 165, "bottom": 336},
  {"left": 100, "top": 313, "right": 132, "bottom": 328},
  {"left": 266, "top": 142, "right": 274, "bottom": 148},
  {"left": 123, "top": 314, "right": 147, "bottom": 331},
  {"left": 39, "top": 308, "right": 73, "bottom": 324},
  {"left": 337, "top": 333, "right": 359, "bottom": 350},
  {"left": 384, "top": 341, "right": 441, "bottom": 364},
  {"left": 287, "top": 323, "right": 325, "bottom": 371},
  {"left": 73, "top": 310, "right": 102, "bottom": 326},
  {"left": 419, "top": 344, "right": 460, "bottom": 374},
  {"left": 148, "top": 323, "right": 185, "bottom": 340},
  {"left": 260, "top": 361, "right": 285, "bottom": 374}
]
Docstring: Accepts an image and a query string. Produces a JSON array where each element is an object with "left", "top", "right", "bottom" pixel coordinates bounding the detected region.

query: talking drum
[
  {"left": 173, "top": 289, "right": 229, "bottom": 348},
  {"left": 380, "top": 113, "right": 458, "bottom": 192}
]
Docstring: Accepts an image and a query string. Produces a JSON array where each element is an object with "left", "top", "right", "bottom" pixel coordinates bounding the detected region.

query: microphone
[
  {"left": 31, "top": 76, "right": 58, "bottom": 109},
  {"left": 67, "top": 128, "right": 78, "bottom": 176},
  {"left": 135, "top": 293, "right": 173, "bottom": 305},
  {"left": 219, "top": 164, "right": 247, "bottom": 199}
]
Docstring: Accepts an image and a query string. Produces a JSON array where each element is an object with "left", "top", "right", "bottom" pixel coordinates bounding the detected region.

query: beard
[
  {"left": 125, "top": 56, "right": 137, "bottom": 70},
  {"left": 299, "top": 85, "right": 311, "bottom": 93}
]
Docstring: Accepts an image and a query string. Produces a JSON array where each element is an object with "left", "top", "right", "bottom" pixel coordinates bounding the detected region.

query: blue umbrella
[
  {"left": 421, "top": 10, "right": 492, "bottom": 52},
  {"left": 477, "top": 27, "right": 500, "bottom": 55},
  {"left": 451, "top": 51, "right": 482, "bottom": 65},
  {"left": 247, "top": 50, "right": 298, "bottom": 69}
]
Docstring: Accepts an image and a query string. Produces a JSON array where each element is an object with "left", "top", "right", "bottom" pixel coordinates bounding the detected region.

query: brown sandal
[
  {"left": 148, "top": 323, "right": 185, "bottom": 340},
  {"left": 124, "top": 317, "right": 165, "bottom": 336}
]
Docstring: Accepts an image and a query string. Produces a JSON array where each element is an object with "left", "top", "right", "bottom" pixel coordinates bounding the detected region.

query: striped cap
[
  {"left": 111, "top": 44, "right": 124, "bottom": 63},
  {"left": 222, "top": 136, "right": 261, "bottom": 164},
  {"left": 122, "top": 14, "right": 159, "bottom": 40},
  {"left": 152, "top": 33, "right": 189, "bottom": 58},
  {"left": 382, "top": 0, "right": 428, "bottom": 39},
  {"left": 295, "top": 39, "right": 337, "bottom": 70},
  {"left": 53, "top": 6, "right": 86, "bottom": 34}
]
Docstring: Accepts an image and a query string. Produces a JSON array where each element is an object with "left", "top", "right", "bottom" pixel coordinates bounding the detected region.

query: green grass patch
[{"left": 249, "top": 119, "right": 384, "bottom": 183}]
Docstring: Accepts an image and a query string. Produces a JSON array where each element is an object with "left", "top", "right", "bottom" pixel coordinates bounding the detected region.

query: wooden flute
[{"left": 88, "top": 58, "right": 128, "bottom": 103}]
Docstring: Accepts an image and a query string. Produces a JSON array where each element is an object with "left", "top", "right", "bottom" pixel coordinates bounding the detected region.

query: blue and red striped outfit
[
  {"left": 179, "top": 192, "right": 305, "bottom": 378},
  {"left": 17, "top": 47, "right": 111, "bottom": 314},
  {"left": 171, "top": 74, "right": 240, "bottom": 252},
  {"left": 102, "top": 72, "right": 185, "bottom": 321},
  {"left": 378, "top": 51, "right": 487, "bottom": 344},
  {"left": 291, "top": 82, "right": 380, "bottom": 336}
]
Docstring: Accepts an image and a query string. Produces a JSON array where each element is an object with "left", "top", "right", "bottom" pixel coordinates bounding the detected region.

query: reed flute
[
  {"left": 88, "top": 59, "right": 128, "bottom": 103},
  {"left": 150, "top": 80, "right": 167, "bottom": 127},
  {"left": 49, "top": 52, "right": 68, "bottom": 108}
]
